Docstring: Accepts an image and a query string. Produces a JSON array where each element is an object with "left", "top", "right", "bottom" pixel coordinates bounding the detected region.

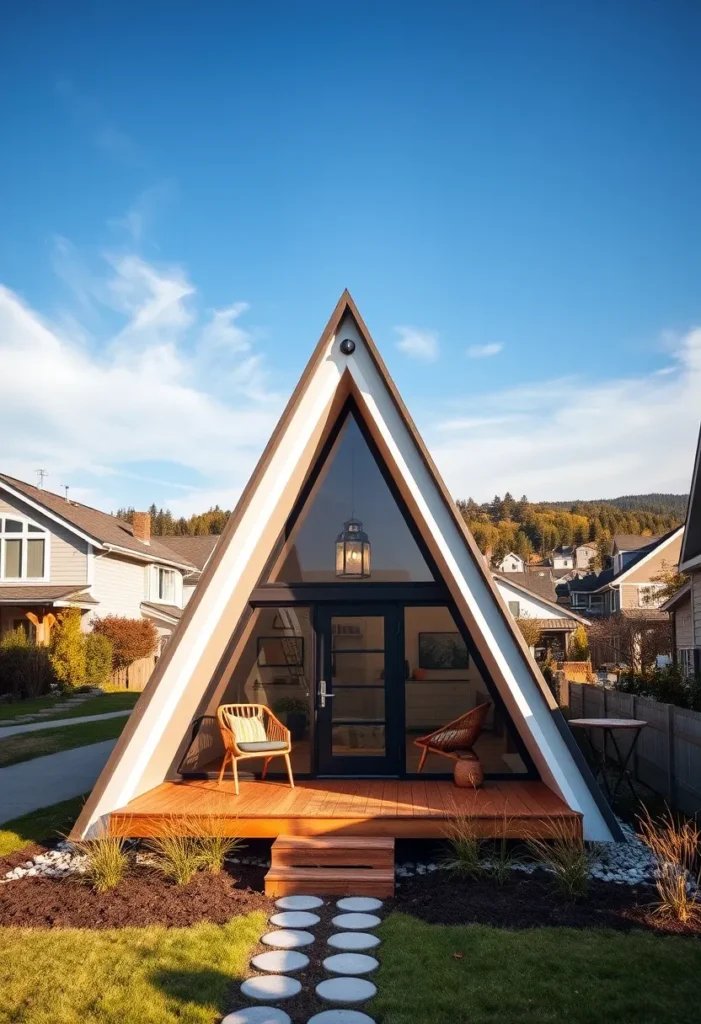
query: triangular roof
[{"left": 72, "top": 292, "right": 619, "bottom": 841}]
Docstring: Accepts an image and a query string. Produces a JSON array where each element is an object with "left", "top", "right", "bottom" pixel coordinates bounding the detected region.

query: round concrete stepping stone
[
  {"left": 222, "top": 1008, "right": 291, "bottom": 1024},
  {"left": 240, "top": 976, "right": 301, "bottom": 1001},
  {"left": 323, "top": 953, "right": 378, "bottom": 975},
  {"left": 275, "top": 895, "right": 324, "bottom": 910},
  {"left": 261, "top": 929, "right": 315, "bottom": 949},
  {"left": 270, "top": 911, "right": 320, "bottom": 928},
  {"left": 331, "top": 913, "right": 381, "bottom": 930},
  {"left": 250, "top": 950, "right": 309, "bottom": 974},
  {"left": 307, "top": 1013, "right": 376, "bottom": 1024},
  {"left": 316, "top": 977, "right": 377, "bottom": 1004},
  {"left": 335, "top": 897, "right": 383, "bottom": 913},
  {"left": 327, "top": 931, "right": 380, "bottom": 951}
]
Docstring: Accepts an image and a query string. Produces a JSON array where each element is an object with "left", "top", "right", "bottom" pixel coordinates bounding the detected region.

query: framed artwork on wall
[{"left": 418, "top": 631, "right": 469, "bottom": 670}]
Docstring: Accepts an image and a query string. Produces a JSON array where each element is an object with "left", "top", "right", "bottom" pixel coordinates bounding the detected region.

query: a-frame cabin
[{"left": 73, "top": 293, "right": 620, "bottom": 893}]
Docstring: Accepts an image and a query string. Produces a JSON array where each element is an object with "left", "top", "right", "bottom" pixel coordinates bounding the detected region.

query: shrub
[
  {"left": 569, "top": 625, "right": 590, "bottom": 661},
  {"left": 637, "top": 806, "right": 701, "bottom": 924},
  {"left": 516, "top": 616, "right": 542, "bottom": 649},
  {"left": 49, "top": 609, "right": 86, "bottom": 691},
  {"left": 618, "top": 666, "right": 701, "bottom": 711},
  {"left": 92, "top": 616, "right": 158, "bottom": 670},
  {"left": 0, "top": 629, "right": 55, "bottom": 699},
  {"left": 527, "top": 819, "right": 595, "bottom": 899},
  {"left": 70, "top": 826, "right": 129, "bottom": 893},
  {"left": 84, "top": 633, "right": 113, "bottom": 688}
]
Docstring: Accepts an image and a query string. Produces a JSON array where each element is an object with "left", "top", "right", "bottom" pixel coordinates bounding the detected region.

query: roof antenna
[
  {"left": 36, "top": 469, "right": 48, "bottom": 489},
  {"left": 61, "top": 484, "right": 70, "bottom": 502}
]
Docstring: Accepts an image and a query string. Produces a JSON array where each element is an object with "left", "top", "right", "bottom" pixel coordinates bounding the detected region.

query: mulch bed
[{"left": 391, "top": 870, "right": 701, "bottom": 937}]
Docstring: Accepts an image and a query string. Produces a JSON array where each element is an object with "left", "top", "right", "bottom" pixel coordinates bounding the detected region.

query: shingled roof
[
  {"left": 493, "top": 569, "right": 557, "bottom": 603},
  {"left": 159, "top": 535, "right": 220, "bottom": 571},
  {"left": 0, "top": 474, "right": 196, "bottom": 569}
]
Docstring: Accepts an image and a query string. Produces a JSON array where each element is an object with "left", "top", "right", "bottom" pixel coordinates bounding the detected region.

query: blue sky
[{"left": 1, "top": 1, "right": 700, "bottom": 516}]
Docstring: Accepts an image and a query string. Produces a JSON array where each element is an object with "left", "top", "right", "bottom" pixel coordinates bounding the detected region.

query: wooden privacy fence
[
  {"left": 562, "top": 681, "right": 701, "bottom": 818},
  {"left": 110, "top": 654, "right": 157, "bottom": 691}
]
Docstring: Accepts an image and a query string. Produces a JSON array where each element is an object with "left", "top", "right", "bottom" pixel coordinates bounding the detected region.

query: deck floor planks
[{"left": 110, "top": 778, "right": 582, "bottom": 839}]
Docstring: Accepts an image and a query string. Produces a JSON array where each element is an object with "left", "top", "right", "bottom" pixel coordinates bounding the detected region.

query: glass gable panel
[
  {"left": 270, "top": 412, "right": 435, "bottom": 583},
  {"left": 26, "top": 539, "right": 45, "bottom": 578},
  {"left": 4, "top": 539, "right": 22, "bottom": 577}
]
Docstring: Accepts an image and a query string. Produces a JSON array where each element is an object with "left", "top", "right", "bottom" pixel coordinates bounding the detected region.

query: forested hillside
[
  {"left": 455, "top": 493, "right": 684, "bottom": 565},
  {"left": 116, "top": 491, "right": 686, "bottom": 567}
]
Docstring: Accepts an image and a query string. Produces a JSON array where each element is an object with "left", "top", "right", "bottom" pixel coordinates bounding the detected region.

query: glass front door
[{"left": 316, "top": 606, "right": 401, "bottom": 776}]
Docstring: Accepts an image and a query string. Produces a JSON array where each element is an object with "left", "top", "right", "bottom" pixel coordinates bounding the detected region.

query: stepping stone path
[{"left": 231, "top": 894, "right": 384, "bottom": 1023}]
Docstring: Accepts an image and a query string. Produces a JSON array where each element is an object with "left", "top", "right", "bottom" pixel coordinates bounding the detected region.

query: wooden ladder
[{"left": 264, "top": 835, "right": 395, "bottom": 897}]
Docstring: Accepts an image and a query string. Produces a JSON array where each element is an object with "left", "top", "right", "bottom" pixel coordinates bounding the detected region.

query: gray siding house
[{"left": 0, "top": 474, "right": 196, "bottom": 645}]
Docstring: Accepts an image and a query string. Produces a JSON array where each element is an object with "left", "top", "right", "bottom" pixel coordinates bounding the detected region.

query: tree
[
  {"left": 516, "top": 616, "right": 542, "bottom": 649},
  {"left": 587, "top": 613, "right": 672, "bottom": 672},
  {"left": 644, "top": 560, "right": 688, "bottom": 605},
  {"left": 92, "top": 616, "right": 158, "bottom": 670},
  {"left": 49, "top": 608, "right": 86, "bottom": 690},
  {"left": 568, "top": 624, "right": 590, "bottom": 661}
]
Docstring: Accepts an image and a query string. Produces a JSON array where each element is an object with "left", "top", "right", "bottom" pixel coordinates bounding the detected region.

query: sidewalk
[
  {"left": 0, "top": 710, "right": 131, "bottom": 740},
  {"left": 0, "top": 740, "right": 117, "bottom": 824}
]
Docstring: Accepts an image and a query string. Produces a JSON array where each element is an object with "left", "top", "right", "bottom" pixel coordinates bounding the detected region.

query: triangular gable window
[{"left": 268, "top": 409, "right": 435, "bottom": 583}]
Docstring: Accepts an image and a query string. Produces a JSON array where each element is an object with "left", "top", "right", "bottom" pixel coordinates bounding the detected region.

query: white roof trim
[
  {"left": 596, "top": 526, "right": 684, "bottom": 591},
  {"left": 102, "top": 543, "right": 193, "bottom": 571},
  {"left": 0, "top": 480, "right": 103, "bottom": 547}
]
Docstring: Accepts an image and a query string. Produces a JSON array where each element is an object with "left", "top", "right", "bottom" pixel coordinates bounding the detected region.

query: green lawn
[
  {"left": 0, "top": 795, "right": 88, "bottom": 857},
  {"left": 0, "top": 691, "right": 140, "bottom": 723},
  {"left": 0, "top": 914, "right": 265, "bottom": 1024},
  {"left": 0, "top": 716, "right": 129, "bottom": 769},
  {"left": 373, "top": 914, "right": 701, "bottom": 1024}
]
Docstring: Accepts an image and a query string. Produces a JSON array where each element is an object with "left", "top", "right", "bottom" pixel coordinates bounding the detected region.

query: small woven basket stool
[{"left": 453, "top": 752, "right": 484, "bottom": 789}]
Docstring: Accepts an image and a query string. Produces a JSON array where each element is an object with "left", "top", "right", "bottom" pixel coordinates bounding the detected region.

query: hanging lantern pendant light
[{"left": 335, "top": 422, "right": 371, "bottom": 578}]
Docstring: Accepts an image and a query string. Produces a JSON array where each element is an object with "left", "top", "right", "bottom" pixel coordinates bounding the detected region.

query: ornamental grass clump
[
  {"left": 145, "top": 817, "right": 203, "bottom": 885},
  {"left": 70, "top": 826, "right": 130, "bottom": 893},
  {"left": 526, "top": 817, "right": 595, "bottom": 899},
  {"left": 637, "top": 806, "right": 701, "bottom": 924},
  {"left": 442, "top": 815, "right": 484, "bottom": 878},
  {"left": 190, "top": 816, "right": 244, "bottom": 875},
  {"left": 485, "top": 815, "right": 521, "bottom": 886}
]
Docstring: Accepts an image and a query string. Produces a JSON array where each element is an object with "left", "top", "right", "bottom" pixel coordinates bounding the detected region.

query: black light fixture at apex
[{"left": 335, "top": 518, "right": 371, "bottom": 578}]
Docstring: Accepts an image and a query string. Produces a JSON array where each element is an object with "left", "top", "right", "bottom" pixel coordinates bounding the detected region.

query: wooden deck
[{"left": 109, "top": 778, "right": 581, "bottom": 839}]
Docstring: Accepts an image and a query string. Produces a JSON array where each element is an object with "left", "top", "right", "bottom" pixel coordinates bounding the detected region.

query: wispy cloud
[
  {"left": 427, "top": 329, "right": 701, "bottom": 501},
  {"left": 394, "top": 325, "right": 439, "bottom": 362},
  {"left": 466, "top": 342, "right": 503, "bottom": 358},
  {"left": 56, "top": 80, "right": 143, "bottom": 166}
]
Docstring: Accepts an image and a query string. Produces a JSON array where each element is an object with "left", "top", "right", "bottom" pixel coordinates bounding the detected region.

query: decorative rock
[
  {"left": 269, "top": 911, "right": 320, "bottom": 928},
  {"left": 336, "top": 897, "right": 383, "bottom": 912},
  {"left": 331, "top": 913, "right": 381, "bottom": 930},
  {"left": 307, "top": 1013, "right": 376, "bottom": 1024},
  {"left": 250, "top": 950, "right": 309, "bottom": 974},
  {"left": 275, "top": 895, "right": 324, "bottom": 910},
  {"left": 240, "top": 976, "right": 301, "bottom": 1001},
  {"left": 222, "top": 1009, "right": 292, "bottom": 1024},
  {"left": 323, "top": 953, "right": 379, "bottom": 975},
  {"left": 261, "top": 929, "right": 315, "bottom": 949},
  {"left": 316, "top": 977, "right": 377, "bottom": 1004},
  {"left": 327, "top": 931, "right": 381, "bottom": 951}
]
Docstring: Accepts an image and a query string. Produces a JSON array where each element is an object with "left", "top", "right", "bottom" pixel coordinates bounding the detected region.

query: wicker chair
[
  {"left": 414, "top": 701, "right": 492, "bottom": 772},
  {"left": 216, "top": 703, "right": 294, "bottom": 795}
]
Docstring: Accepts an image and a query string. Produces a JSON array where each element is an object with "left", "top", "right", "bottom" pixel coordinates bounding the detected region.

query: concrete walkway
[
  {"left": 0, "top": 710, "right": 131, "bottom": 739},
  {"left": 0, "top": 740, "right": 117, "bottom": 824}
]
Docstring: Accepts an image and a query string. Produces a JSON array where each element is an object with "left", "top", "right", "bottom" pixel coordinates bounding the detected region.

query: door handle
[{"left": 319, "top": 679, "right": 334, "bottom": 709}]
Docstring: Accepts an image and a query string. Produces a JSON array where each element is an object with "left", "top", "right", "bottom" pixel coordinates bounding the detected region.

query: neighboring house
[
  {"left": 662, "top": 422, "right": 701, "bottom": 678},
  {"left": 0, "top": 474, "right": 197, "bottom": 645},
  {"left": 495, "top": 551, "right": 525, "bottom": 573},
  {"left": 159, "top": 535, "right": 220, "bottom": 604},
  {"left": 550, "top": 543, "right": 597, "bottom": 570},
  {"left": 493, "top": 569, "right": 590, "bottom": 660},
  {"left": 567, "top": 527, "right": 683, "bottom": 619}
]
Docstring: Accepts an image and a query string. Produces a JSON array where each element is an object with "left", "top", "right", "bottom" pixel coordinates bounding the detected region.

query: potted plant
[{"left": 273, "top": 697, "right": 308, "bottom": 741}]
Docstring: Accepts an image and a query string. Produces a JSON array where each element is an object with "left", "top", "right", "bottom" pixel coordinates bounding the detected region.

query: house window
[
  {"left": 157, "top": 568, "right": 176, "bottom": 603},
  {"left": 678, "top": 648, "right": 698, "bottom": 679},
  {"left": 0, "top": 517, "right": 48, "bottom": 580},
  {"left": 508, "top": 601, "right": 520, "bottom": 617}
]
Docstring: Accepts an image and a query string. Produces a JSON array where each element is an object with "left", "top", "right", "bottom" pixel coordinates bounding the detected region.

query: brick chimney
[{"left": 132, "top": 511, "right": 151, "bottom": 544}]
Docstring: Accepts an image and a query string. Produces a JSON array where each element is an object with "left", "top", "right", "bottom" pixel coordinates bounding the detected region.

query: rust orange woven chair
[
  {"left": 414, "top": 701, "right": 492, "bottom": 772},
  {"left": 216, "top": 703, "right": 294, "bottom": 796}
]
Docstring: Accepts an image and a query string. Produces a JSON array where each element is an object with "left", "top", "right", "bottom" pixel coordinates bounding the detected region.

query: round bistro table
[{"left": 568, "top": 718, "right": 647, "bottom": 802}]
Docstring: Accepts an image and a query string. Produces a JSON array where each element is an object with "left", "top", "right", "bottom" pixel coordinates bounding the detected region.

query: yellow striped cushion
[{"left": 226, "top": 714, "right": 266, "bottom": 744}]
